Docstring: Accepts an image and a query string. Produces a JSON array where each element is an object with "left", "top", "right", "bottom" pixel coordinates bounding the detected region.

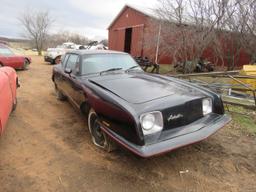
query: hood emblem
[{"left": 167, "top": 114, "right": 183, "bottom": 121}]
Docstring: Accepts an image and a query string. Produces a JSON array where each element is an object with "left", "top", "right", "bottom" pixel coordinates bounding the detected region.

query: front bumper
[{"left": 101, "top": 114, "right": 231, "bottom": 158}]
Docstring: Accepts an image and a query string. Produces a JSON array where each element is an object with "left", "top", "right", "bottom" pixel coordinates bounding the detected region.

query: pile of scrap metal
[
  {"left": 174, "top": 58, "right": 214, "bottom": 74},
  {"left": 84, "top": 41, "right": 108, "bottom": 50},
  {"left": 171, "top": 65, "right": 256, "bottom": 110},
  {"left": 134, "top": 56, "right": 160, "bottom": 73}
]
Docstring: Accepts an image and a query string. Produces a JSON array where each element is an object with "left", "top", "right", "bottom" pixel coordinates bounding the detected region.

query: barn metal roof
[{"left": 107, "top": 4, "right": 158, "bottom": 30}]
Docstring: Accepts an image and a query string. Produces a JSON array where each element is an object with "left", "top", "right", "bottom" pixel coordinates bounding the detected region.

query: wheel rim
[
  {"left": 23, "top": 60, "right": 29, "bottom": 69},
  {"left": 89, "top": 112, "right": 106, "bottom": 148}
]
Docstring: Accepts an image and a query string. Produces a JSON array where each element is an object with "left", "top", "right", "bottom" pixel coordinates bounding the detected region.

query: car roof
[{"left": 65, "top": 49, "right": 128, "bottom": 55}]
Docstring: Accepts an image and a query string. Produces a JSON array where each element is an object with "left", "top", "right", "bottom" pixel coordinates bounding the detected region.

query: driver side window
[
  {"left": 65, "top": 54, "right": 79, "bottom": 74},
  {"left": 62, "top": 54, "right": 69, "bottom": 67}
]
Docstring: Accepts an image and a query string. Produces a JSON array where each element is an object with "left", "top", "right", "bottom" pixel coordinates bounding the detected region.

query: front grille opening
[{"left": 162, "top": 99, "right": 203, "bottom": 130}]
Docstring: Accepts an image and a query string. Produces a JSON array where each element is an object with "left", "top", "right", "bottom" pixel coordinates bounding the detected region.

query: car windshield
[
  {"left": 0, "top": 47, "right": 14, "bottom": 56},
  {"left": 81, "top": 53, "right": 141, "bottom": 75}
]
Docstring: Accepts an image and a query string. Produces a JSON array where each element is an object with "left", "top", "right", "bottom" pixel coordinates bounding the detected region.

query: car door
[
  {"left": 8, "top": 55, "right": 23, "bottom": 68},
  {"left": 0, "top": 69, "right": 13, "bottom": 134},
  {"left": 68, "top": 56, "right": 85, "bottom": 108},
  {"left": 0, "top": 47, "right": 16, "bottom": 67},
  {"left": 62, "top": 54, "right": 81, "bottom": 107},
  {"left": 54, "top": 54, "right": 69, "bottom": 93},
  {"left": 0, "top": 54, "right": 12, "bottom": 67}
]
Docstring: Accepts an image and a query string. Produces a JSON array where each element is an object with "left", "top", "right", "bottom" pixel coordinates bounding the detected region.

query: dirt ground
[{"left": 0, "top": 56, "right": 256, "bottom": 192}]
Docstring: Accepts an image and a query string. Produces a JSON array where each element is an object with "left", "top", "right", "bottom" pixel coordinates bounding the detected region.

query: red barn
[
  {"left": 108, "top": 5, "right": 159, "bottom": 61},
  {"left": 108, "top": 5, "right": 251, "bottom": 68}
]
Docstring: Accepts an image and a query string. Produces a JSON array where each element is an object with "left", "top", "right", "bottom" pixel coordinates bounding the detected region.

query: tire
[
  {"left": 22, "top": 59, "right": 29, "bottom": 70},
  {"left": 54, "top": 56, "right": 61, "bottom": 65},
  {"left": 88, "top": 108, "right": 116, "bottom": 152},
  {"left": 55, "top": 86, "right": 66, "bottom": 101},
  {"left": 50, "top": 59, "right": 55, "bottom": 65}
]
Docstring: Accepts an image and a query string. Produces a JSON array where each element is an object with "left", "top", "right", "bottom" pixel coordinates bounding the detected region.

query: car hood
[{"left": 88, "top": 73, "right": 204, "bottom": 104}]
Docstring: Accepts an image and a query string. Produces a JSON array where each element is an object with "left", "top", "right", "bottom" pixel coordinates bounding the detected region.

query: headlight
[
  {"left": 202, "top": 98, "right": 212, "bottom": 115},
  {"left": 140, "top": 111, "right": 163, "bottom": 135}
]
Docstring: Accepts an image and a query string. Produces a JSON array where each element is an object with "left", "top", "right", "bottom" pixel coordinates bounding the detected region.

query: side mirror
[{"left": 64, "top": 68, "right": 72, "bottom": 74}]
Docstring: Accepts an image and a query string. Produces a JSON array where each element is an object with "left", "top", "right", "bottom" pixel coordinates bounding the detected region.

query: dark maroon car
[{"left": 52, "top": 50, "right": 231, "bottom": 158}]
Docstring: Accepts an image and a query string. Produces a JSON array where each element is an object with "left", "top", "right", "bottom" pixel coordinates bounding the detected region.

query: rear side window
[{"left": 65, "top": 54, "right": 80, "bottom": 74}]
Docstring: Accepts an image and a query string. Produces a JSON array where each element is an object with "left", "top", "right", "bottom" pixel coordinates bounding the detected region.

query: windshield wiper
[
  {"left": 100, "top": 68, "right": 123, "bottom": 75},
  {"left": 125, "top": 65, "right": 140, "bottom": 72}
]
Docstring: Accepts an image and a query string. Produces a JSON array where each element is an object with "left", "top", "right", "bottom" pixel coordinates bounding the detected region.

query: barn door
[{"left": 124, "top": 28, "right": 132, "bottom": 53}]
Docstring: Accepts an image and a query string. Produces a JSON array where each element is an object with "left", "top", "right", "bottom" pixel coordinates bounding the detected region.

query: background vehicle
[
  {"left": 52, "top": 50, "right": 230, "bottom": 157},
  {"left": 45, "top": 42, "right": 108, "bottom": 65},
  {"left": 0, "top": 67, "right": 18, "bottom": 134},
  {"left": 44, "top": 47, "right": 66, "bottom": 64},
  {"left": 44, "top": 42, "right": 76, "bottom": 64},
  {"left": 0, "top": 44, "right": 31, "bottom": 70}
]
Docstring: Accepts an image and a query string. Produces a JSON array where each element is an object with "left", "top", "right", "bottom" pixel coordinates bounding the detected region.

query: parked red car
[
  {"left": 0, "top": 44, "right": 31, "bottom": 69},
  {"left": 0, "top": 67, "right": 18, "bottom": 135}
]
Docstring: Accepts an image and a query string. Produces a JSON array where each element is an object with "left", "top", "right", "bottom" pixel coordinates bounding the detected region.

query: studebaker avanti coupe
[
  {"left": 0, "top": 67, "right": 18, "bottom": 135},
  {"left": 52, "top": 50, "right": 231, "bottom": 157},
  {"left": 0, "top": 44, "right": 31, "bottom": 70}
]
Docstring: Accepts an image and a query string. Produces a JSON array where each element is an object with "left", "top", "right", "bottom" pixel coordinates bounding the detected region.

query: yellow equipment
[{"left": 231, "top": 65, "right": 256, "bottom": 96}]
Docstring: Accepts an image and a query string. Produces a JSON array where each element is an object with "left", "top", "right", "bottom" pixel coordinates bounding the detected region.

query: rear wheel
[{"left": 88, "top": 108, "right": 116, "bottom": 152}]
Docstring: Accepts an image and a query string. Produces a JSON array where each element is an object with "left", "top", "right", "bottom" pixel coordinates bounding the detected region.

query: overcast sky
[{"left": 0, "top": 0, "right": 158, "bottom": 40}]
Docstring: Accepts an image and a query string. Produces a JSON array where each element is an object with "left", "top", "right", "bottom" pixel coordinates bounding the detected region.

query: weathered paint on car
[
  {"left": 0, "top": 66, "right": 18, "bottom": 134},
  {"left": 0, "top": 44, "right": 31, "bottom": 69},
  {"left": 52, "top": 50, "right": 231, "bottom": 157}
]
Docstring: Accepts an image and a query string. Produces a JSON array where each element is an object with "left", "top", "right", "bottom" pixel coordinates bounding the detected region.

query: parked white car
[
  {"left": 44, "top": 42, "right": 108, "bottom": 64},
  {"left": 44, "top": 42, "right": 76, "bottom": 64}
]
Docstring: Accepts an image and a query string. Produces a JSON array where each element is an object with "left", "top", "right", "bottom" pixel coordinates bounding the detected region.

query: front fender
[{"left": 82, "top": 83, "right": 145, "bottom": 146}]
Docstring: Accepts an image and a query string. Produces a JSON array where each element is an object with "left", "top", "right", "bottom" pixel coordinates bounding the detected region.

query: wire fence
[{"left": 170, "top": 71, "right": 256, "bottom": 112}]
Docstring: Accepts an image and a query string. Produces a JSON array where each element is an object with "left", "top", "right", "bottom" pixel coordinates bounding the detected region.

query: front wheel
[
  {"left": 88, "top": 108, "right": 116, "bottom": 152},
  {"left": 54, "top": 56, "right": 61, "bottom": 64},
  {"left": 22, "top": 59, "right": 29, "bottom": 70}
]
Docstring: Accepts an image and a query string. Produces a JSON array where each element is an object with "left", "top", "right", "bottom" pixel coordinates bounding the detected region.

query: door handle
[{"left": 70, "top": 74, "right": 76, "bottom": 79}]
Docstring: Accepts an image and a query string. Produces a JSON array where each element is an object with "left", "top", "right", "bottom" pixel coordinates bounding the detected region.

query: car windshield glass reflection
[
  {"left": 0, "top": 47, "right": 14, "bottom": 56},
  {"left": 81, "top": 54, "right": 141, "bottom": 75}
]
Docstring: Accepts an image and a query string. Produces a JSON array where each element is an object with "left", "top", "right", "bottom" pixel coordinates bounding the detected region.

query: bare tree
[
  {"left": 218, "top": 0, "right": 247, "bottom": 70},
  {"left": 19, "top": 10, "right": 53, "bottom": 55},
  {"left": 143, "top": 0, "right": 230, "bottom": 72},
  {"left": 238, "top": 0, "right": 256, "bottom": 63},
  {"left": 45, "top": 31, "right": 90, "bottom": 48},
  {"left": 144, "top": 0, "right": 250, "bottom": 72}
]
